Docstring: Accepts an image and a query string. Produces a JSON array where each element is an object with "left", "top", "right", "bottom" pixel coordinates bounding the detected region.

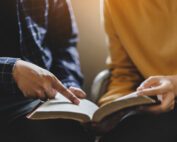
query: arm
[
  {"left": 98, "top": 0, "right": 144, "bottom": 106},
  {"left": 0, "top": 57, "right": 82, "bottom": 104},
  {"left": 0, "top": 51, "right": 81, "bottom": 105},
  {"left": 0, "top": 0, "right": 85, "bottom": 104},
  {"left": 47, "top": 0, "right": 83, "bottom": 89}
]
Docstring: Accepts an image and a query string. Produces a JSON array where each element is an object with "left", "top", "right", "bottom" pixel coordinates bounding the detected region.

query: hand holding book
[
  {"left": 28, "top": 91, "right": 159, "bottom": 134},
  {"left": 137, "top": 76, "right": 176, "bottom": 114}
]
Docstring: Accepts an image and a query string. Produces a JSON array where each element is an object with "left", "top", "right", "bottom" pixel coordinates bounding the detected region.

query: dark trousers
[
  {"left": 1, "top": 117, "right": 95, "bottom": 142},
  {"left": 1, "top": 109, "right": 177, "bottom": 142},
  {"left": 100, "top": 107, "right": 177, "bottom": 142}
]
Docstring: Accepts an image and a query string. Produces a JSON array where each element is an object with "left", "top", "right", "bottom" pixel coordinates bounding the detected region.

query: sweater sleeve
[
  {"left": 98, "top": 0, "right": 144, "bottom": 106},
  {"left": 0, "top": 57, "right": 19, "bottom": 95}
]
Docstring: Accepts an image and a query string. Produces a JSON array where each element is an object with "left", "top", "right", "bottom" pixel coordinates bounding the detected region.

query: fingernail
[{"left": 74, "top": 98, "right": 80, "bottom": 105}]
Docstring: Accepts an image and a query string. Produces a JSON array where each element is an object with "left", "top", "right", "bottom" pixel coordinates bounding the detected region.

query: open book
[{"left": 27, "top": 92, "right": 158, "bottom": 133}]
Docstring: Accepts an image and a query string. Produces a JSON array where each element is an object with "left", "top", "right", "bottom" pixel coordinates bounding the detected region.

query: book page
[
  {"left": 115, "top": 92, "right": 138, "bottom": 101},
  {"left": 93, "top": 92, "right": 155, "bottom": 122},
  {"left": 36, "top": 93, "right": 99, "bottom": 119},
  {"left": 79, "top": 99, "right": 99, "bottom": 119}
]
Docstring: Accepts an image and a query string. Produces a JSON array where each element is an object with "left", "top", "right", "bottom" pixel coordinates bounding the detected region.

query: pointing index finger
[{"left": 53, "top": 78, "right": 80, "bottom": 105}]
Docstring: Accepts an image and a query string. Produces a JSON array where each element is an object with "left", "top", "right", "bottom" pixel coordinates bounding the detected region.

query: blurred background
[{"left": 71, "top": 0, "right": 108, "bottom": 95}]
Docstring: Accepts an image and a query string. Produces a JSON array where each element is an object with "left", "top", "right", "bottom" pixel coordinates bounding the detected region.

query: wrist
[
  {"left": 12, "top": 59, "right": 23, "bottom": 83},
  {"left": 168, "top": 75, "right": 177, "bottom": 97}
]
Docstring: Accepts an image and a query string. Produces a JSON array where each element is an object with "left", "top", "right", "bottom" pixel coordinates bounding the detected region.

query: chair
[{"left": 90, "top": 69, "right": 110, "bottom": 103}]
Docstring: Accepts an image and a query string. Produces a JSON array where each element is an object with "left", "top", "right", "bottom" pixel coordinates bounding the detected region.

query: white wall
[{"left": 71, "top": 0, "right": 108, "bottom": 94}]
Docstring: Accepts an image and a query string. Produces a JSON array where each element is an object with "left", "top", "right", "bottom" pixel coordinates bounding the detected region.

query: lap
[
  {"left": 101, "top": 108, "right": 177, "bottom": 142},
  {"left": 1, "top": 117, "right": 95, "bottom": 142}
]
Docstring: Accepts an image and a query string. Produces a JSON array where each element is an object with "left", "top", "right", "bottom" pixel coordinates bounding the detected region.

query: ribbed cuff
[{"left": 0, "top": 58, "right": 20, "bottom": 94}]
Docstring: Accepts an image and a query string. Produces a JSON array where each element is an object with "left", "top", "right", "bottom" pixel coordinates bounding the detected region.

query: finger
[
  {"left": 35, "top": 90, "right": 46, "bottom": 101},
  {"left": 157, "top": 94, "right": 163, "bottom": 102},
  {"left": 138, "top": 82, "right": 170, "bottom": 96},
  {"left": 137, "top": 77, "right": 159, "bottom": 91},
  {"left": 169, "top": 101, "right": 175, "bottom": 111},
  {"left": 69, "top": 87, "right": 86, "bottom": 99},
  {"left": 53, "top": 77, "right": 80, "bottom": 105},
  {"left": 147, "top": 92, "right": 175, "bottom": 114},
  {"left": 160, "top": 92, "right": 175, "bottom": 112},
  {"left": 143, "top": 104, "right": 173, "bottom": 114},
  {"left": 44, "top": 87, "right": 57, "bottom": 99},
  {"left": 168, "top": 100, "right": 175, "bottom": 111},
  {"left": 140, "top": 92, "right": 175, "bottom": 114}
]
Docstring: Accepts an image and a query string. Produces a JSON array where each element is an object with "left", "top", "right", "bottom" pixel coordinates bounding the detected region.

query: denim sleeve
[
  {"left": 47, "top": 0, "right": 83, "bottom": 89},
  {"left": 0, "top": 57, "right": 19, "bottom": 95}
]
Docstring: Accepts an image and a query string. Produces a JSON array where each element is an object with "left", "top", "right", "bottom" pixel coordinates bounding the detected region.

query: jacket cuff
[{"left": 0, "top": 58, "right": 20, "bottom": 94}]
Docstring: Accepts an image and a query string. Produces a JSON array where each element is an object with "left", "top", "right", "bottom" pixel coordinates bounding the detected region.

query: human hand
[
  {"left": 68, "top": 87, "right": 86, "bottom": 99},
  {"left": 13, "top": 60, "right": 85, "bottom": 104},
  {"left": 137, "top": 76, "right": 176, "bottom": 114}
]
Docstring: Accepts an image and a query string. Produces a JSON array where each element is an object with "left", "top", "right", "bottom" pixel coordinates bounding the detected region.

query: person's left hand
[
  {"left": 137, "top": 76, "right": 176, "bottom": 114},
  {"left": 68, "top": 87, "right": 86, "bottom": 99}
]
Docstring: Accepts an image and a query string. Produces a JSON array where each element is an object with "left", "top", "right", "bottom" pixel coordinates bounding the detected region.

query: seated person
[
  {"left": 99, "top": 0, "right": 177, "bottom": 142},
  {"left": 0, "top": 0, "right": 94, "bottom": 142}
]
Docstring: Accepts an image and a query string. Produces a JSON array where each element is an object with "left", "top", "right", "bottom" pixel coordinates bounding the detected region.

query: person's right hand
[
  {"left": 137, "top": 76, "right": 176, "bottom": 114},
  {"left": 12, "top": 60, "right": 82, "bottom": 104}
]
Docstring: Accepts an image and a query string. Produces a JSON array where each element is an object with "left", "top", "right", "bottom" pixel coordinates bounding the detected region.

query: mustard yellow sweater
[{"left": 99, "top": 0, "right": 177, "bottom": 106}]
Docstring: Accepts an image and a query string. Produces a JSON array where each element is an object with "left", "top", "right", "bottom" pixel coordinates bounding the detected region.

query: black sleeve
[{"left": 0, "top": 57, "right": 19, "bottom": 95}]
